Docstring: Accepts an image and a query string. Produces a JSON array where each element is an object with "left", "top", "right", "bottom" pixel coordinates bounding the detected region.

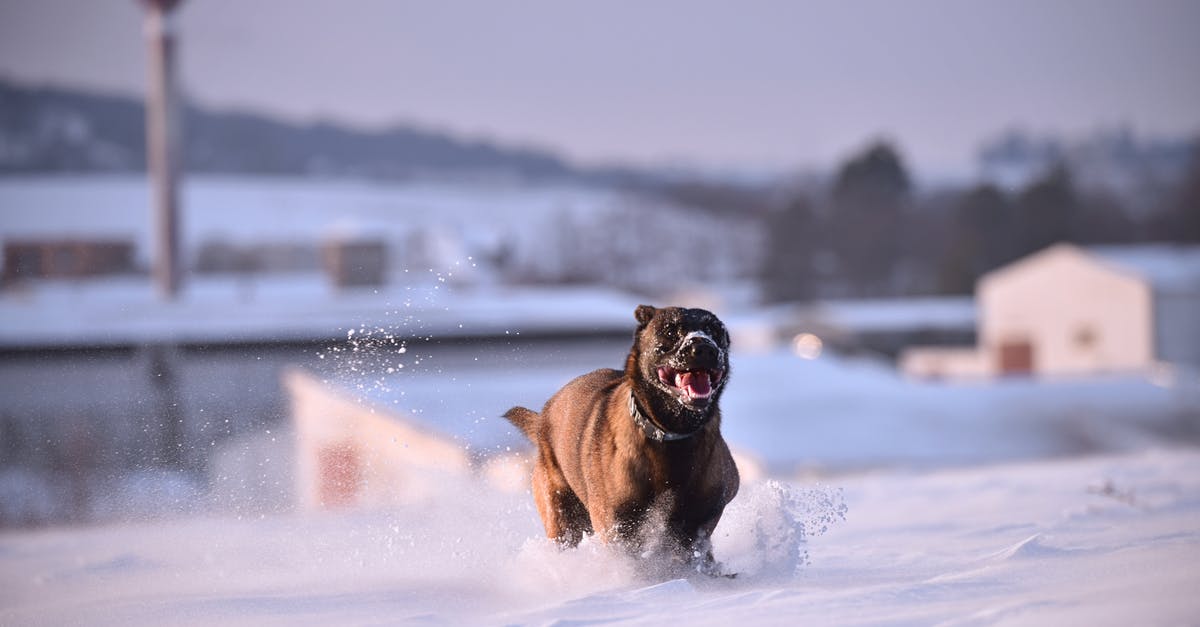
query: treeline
[
  {"left": 758, "top": 140, "right": 1200, "bottom": 302},
  {"left": 0, "top": 79, "right": 585, "bottom": 182}
]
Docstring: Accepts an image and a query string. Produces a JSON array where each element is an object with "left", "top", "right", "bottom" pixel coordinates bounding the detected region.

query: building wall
[
  {"left": 3, "top": 239, "right": 136, "bottom": 283},
  {"left": 898, "top": 347, "right": 992, "bottom": 379},
  {"left": 978, "top": 245, "right": 1154, "bottom": 376},
  {"left": 286, "top": 369, "right": 470, "bottom": 510},
  {"left": 1155, "top": 291, "right": 1200, "bottom": 367}
]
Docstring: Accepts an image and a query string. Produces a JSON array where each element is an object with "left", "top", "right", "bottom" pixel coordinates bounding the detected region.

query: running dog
[{"left": 504, "top": 305, "right": 738, "bottom": 573}]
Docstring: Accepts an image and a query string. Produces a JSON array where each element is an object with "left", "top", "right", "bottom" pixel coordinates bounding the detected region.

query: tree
[
  {"left": 1174, "top": 147, "right": 1200, "bottom": 242},
  {"left": 828, "top": 141, "right": 911, "bottom": 295},
  {"left": 1071, "top": 192, "right": 1135, "bottom": 245},
  {"left": 1148, "top": 140, "right": 1200, "bottom": 243},
  {"left": 761, "top": 193, "right": 821, "bottom": 302},
  {"left": 1013, "top": 164, "right": 1079, "bottom": 255},
  {"left": 937, "top": 184, "right": 1015, "bottom": 294}
]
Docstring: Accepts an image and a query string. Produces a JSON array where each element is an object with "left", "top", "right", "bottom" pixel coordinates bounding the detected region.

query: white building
[
  {"left": 902, "top": 243, "right": 1200, "bottom": 379},
  {"left": 286, "top": 369, "right": 535, "bottom": 510}
]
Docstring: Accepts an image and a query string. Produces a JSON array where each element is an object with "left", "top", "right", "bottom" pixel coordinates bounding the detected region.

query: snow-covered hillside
[
  {"left": 0, "top": 175, "right": 761, "bottom": 293},
  {"left": 2, "top": 305, "right": 1198, "bottom": 623},
  {"left": 3, "top": 449, "right": 1197, "bottom": 625}
]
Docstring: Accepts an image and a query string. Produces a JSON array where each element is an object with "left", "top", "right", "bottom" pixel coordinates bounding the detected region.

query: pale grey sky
[{"left": 1, "top": 0, "right": 1197, "bottom": 175}]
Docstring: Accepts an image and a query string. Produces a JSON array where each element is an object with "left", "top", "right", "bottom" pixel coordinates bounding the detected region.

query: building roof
[{"left": 982, "top": 243, "right": 1200, "bottom": 294}]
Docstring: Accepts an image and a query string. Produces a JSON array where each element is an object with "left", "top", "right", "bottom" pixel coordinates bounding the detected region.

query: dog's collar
[{"left": 628, "top": 390, "right": 697, "bottom": 442}]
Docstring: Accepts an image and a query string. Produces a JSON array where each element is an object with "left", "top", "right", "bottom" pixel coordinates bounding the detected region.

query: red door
[
  {"left": 998, "top": 340, "right": 1034, "bottom": 375},
  {"left": 318, "top": 442, "right": 361, "bottom": 508}
]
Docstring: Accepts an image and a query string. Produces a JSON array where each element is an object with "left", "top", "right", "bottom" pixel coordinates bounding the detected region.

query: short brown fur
[{"left": 504, "top": 305, "right": 739, "bottom": 571}]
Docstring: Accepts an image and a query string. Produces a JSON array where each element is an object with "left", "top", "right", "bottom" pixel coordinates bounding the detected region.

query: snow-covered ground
[
  {"left": 0, "top": 175, "right": 622, "bottom": 268},
  {"left": 334, "top": 341, "right": 1200, "bottom": 474},
  {"left": 3, "top": 174, "right": 1198, "bottom": 623},
  {"left": 719, "top": 350, "right": 1200, "bottom": 473},
  {"left": 3, "top": 449, "right": 1198, "bottom": 625},
  {"left": 4, "top": 338, "right": 1200, "bottom": 624},
  {"left": 0, "top": 175, "right": 762, "bottom": 294},
  {"left": 0, "top": 275, "right": 645, "bottom": 347},
  {"left": 3, "top": 335, "right": 1199, "bottom": 625}
]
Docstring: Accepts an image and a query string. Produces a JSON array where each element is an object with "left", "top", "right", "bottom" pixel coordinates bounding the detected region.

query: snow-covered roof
[
  {"left": 1088, "top": 244, "right": 1200, "bottom": 292},
  {"left": 812, "top": 296, "right": 976, "bottom": 333},
  {"left": 983, "top": 243, "right": 1200, "bottom": 294}
]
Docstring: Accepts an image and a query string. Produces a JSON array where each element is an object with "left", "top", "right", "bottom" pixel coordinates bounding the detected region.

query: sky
[{"left": 0, "top": 0, "right": 1197, "bottom": 177}]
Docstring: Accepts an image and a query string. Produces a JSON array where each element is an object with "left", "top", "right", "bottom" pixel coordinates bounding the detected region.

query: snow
[
  {"left": 2, "top": 449, "right": 1198, "bottom": 625},
  {"left": 0, "top": 175, "right": 622, "bottom": 267},
  {"left": 3, "top": 174, "right": 1199, "bottom": 622},
  {"left": 0, "top": 278, "right": 644, "bottom": 347},
  {"left": 4, "top": 334, "right": 1198, "bottom": 623},
  {"left": 719, "top": 349, "right": 1198, "bottom": 473},
  {"left": 321, "top": 342, "right": 1197, "bottom": 472},
  {"left": 0, "top": 174, "right": 763, "bottom": 296},
  {"left": 809, "top": 296, "right": 976, "bottom": 333}
]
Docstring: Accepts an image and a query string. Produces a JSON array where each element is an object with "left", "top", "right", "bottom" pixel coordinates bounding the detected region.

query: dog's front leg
[
  {"left": 592, "top": 503, "right": 647, "bottom": 552},
  {"left": 683, "top": 519, "right": 735, "bottom": 578}
]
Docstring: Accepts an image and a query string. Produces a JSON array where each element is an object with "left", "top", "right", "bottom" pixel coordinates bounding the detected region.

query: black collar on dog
[{"left": 628, "top": 391, "right": 697, "bottom": 442}]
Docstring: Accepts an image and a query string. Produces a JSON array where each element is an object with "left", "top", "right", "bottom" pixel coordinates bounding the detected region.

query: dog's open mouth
[{"left": 658, "top": 366, "right": 724, "bottom": 403}]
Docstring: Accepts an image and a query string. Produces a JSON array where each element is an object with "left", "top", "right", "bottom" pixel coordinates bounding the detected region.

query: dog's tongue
[{"left": 677, "top": 370, "right": 712, "bottom": 398}]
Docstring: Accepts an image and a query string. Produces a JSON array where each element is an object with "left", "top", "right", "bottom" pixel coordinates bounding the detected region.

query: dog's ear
[{"left": 634, "top": 304, "right": 657, "bottom": 328}]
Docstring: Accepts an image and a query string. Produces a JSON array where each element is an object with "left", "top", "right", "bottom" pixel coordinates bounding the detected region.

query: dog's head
[{"left": 627, "top": 305, "right": 731, "bottom": 430}]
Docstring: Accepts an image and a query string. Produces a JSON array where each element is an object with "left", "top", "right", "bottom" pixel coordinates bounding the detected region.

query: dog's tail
[{"left": 503, "top": 406, "right": 541, "bottom": 442}]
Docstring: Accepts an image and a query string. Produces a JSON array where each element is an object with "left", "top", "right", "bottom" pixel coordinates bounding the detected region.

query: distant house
[
  {"left": 322, "top": 238, "right": 388, "bottom": 288},
  {"left": 902, "top": 243, "right": 1200, "bottom": 379},
  {"left": 3, "top": 238, "right": 136, "bottom": 284},
  {"left": 286, "top": 369, "right": 529, "bottom": 510},
  {"left": 287, "top": 368, "right": 469, "bottom": 509},
  {"left": 194, "top": 240, "right": 322, "bottom": 274}
]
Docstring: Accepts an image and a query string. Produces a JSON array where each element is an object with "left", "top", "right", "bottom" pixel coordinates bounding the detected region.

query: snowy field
[
  {"left": 5, "top": 343, "right": 1200, "bottom": 624},
  {"left": 4, "top": 331, "right": 1200, "bottom": 623},
  {"left": 0, "top": 175, "right": 761, "bottom": 293},
  {"left": 3, "top": 448, "right": 1198, "bottom": 625},
  {"left": 0, "top": 175, "right": 622, "bottom": 260},
  {"left": 3, "top": 174, "right": 1199, "bottom": 623}
]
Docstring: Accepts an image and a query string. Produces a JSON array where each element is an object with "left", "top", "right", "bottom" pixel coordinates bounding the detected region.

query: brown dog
[{"left": 504, "top": 305, "right": 739, "bottom": 573}]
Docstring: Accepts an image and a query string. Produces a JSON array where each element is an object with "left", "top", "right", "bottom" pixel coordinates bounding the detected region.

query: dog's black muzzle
[{"left": 678, "top": 337, "right": 723, "bottom": 371}]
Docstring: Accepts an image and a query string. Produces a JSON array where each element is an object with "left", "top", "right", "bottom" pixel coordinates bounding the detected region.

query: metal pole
[
  {"left": 143, "top": 0, "right": 183, "bottom": 299},
  {"left": 142, "top": 1, "right": 186, "bottom": 469}
]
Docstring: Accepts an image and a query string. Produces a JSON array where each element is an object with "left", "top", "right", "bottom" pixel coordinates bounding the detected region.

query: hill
[{"left": 0, "top": 78, "right": 600, "bottom": 182}]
